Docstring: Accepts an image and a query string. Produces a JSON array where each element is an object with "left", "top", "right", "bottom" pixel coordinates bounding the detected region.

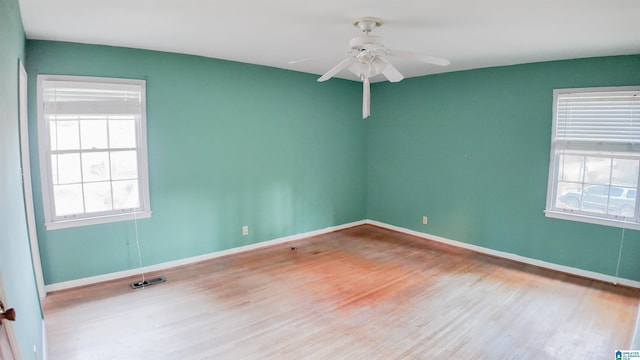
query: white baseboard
[
  {"left": 44, "top": 220, "right": 366, "bottom": 293},
  {"left": 45, "top": 218, "right": 640, "bottom": 293},
  {"left": 365, "top": 219, "right": 640, "bottom": 289}
]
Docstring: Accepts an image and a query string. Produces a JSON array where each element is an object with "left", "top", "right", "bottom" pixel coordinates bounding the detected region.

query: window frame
[
  {"left": 545, "top": 86, "right": 640, "bottom": 230},
  {"left": 37, "top": 74, "right": 151, "bottom": 230}
]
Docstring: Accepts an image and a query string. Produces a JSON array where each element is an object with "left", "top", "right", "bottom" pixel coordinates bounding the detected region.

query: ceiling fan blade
[
  {"left": 387, "top": 50, "right": 450, "bottom": 66},
  {"left": 378, "top": 58, "right": 404, "bottom": 82},
  {"left": 288, "top": 57, "right": 320, "bottom": 65},
  {"left": 290, "top": 50, "right": 359, "bottom": 65},
  {"left": 317, "top": 57, "right": 357, "bottom": 82}
]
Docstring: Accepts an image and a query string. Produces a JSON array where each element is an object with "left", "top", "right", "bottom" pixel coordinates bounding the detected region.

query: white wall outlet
[
  {"left": 242, "top": 225, "right": 249, "bottom": 235},
  {"left": 422, "top": 216, "right": 428, "bottom": 225}
]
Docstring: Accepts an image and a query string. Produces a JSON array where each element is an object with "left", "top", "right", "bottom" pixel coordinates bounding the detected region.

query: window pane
[
  {"left": 80, "top": 119, "right": 108, "bottom": 149},
  {"left": 556, "top": 183, "right": 583, "bottom": 210},
  {"left": 585, "top": 185, "right": 607, "bottom": 195},
  {"left": 82, "top": 152, "right": 111, "bottom": 182},
  {"left": 83, "top": 182, "right": 113, "bottom": 212},
  {"left": 48, "top": 118, "right": 58, "bottom": 151},
  {"left": 113, "top": 180, "right": 139, "bottom": 209},
  {"left": 612, "top": 159, "right": 639, "bottom": 187},
  {"left": 110, "top": 151, "right": 138, "bottom": 180},
  {"left": 51, "top": 154, "right": 57, "bottom": 185},
  {"left": 54, "top": 120, "right": 80, "bottom": 150},
  {"left": 53, "top": 153, "right": 82, "bottom": 184},
  {"left": 580, "top": 185, "right": 608, "bottom": 214},
  {"left": 609, "top": 187, "right": 623, "bottom": 197},
  {"left": 53, "top": 184, "right": 84, "bottom": 216},
  {"left": 109, "top": 119, "right": 137, "bottom": 148},
  {"left": 621, "top": 205, "right": 635, "bottom": 217},
  {"left": 607, "top": 186, "right": 636, "bottom": 217},
  {"left": 584, "top": 157, "right": 612, "bottom": 185},
  {"left": 558, "top": 154, "right": 584, "bottom": 182}
]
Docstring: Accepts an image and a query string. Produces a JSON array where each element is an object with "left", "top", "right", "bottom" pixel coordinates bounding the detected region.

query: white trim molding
[
  {"left": 545, "top": 86, "right": 640, "bottom": 231},
  {"left": 366, "top": 220, "right": 640, "bottom": 289},
  {"left": 45, "top": 220, "right": 367, "bottom": 292},
  {"left": 19, "top": 60, "right": 47, "bottom": 300},
  {"left": 37, "top": 75, "right": 152, "bottom": 231},
  {"left": 45, "top": 218, "right": 640, "bottom": 293}
]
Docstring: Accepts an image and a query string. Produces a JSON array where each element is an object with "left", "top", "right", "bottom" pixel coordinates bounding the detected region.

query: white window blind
[
  {"left": 556, "top": 90, "right": 640, "bottom": 151},
  {"left": 546, "top": 86, "right": 640, "bottom": 229},
  {"left": 43, "top": 81, "right": 143, "bottom": 116},
  {"left": 38, "top": 75, "right": 151, "bottom": 230}
]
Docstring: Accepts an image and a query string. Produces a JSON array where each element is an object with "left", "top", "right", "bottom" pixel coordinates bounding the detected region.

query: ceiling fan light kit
[{"left": 317, "top": 17, "right": 450, "bottom": 119}]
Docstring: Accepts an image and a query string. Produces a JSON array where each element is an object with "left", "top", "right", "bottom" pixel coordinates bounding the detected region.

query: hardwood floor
[{"left": 43, "top": 225, "right": 640, "bottom": 359}]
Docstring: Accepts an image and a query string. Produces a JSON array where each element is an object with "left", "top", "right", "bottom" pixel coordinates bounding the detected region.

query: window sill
[
  {"left": 45, "top": 211, "right": 152, "bottom": 231},
  {"left": 544, "top": 210, "right": 640, "bottom": 230}
]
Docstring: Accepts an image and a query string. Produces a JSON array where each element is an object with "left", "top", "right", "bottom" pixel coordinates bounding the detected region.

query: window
[
  {"left": 37, "top": 75, "right": 151, "bottom": 230},
  {"left": 545, "top": 86, "right": 640, "bottom": 229}
]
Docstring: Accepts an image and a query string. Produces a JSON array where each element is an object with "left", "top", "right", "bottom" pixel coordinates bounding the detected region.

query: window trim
[
  {"left": 37, "top": 74, "right": 152, "bottom": 230},
  {"left": 544, "top": 85, "right": 640, "bottom": 230}
]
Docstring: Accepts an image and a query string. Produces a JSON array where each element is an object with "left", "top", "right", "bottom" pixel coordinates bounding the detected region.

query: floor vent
[{"left": 130, "top": 277, "right": 166, "bottom": 289}]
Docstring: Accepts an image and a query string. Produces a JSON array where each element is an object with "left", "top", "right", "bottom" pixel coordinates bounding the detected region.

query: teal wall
[
  {"left": 0, "top": 0, "right": 44, "bottom": 357},
  {"left": 23, "top": 41, "right": 640, "bottom": 286},
  {"left": 367, "top": 55, "right": 640, "bottom": 281},
  {"left": 26, "top": 40, "right": 367, "bottom": 284}
]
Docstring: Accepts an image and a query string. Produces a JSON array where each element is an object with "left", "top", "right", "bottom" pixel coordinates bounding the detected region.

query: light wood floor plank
[{"left": 43, "top": 225, "right": 639, "bottom": 359}]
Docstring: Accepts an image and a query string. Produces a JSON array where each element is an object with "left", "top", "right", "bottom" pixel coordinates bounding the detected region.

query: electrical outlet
[
  {"left": 242, "top": 225, "right": 249, "bottom": 235},
  {"left": 422, "top": 216, "right": 428, "bottom": 225}
]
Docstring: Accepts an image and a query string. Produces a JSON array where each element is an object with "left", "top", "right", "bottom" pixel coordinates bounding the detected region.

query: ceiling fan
[{"left": 318, "top": 17, "right": 450, "bottom": 118}]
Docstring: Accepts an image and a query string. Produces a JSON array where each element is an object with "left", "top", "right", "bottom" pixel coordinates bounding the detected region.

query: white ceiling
[{"left": 18, "top": 0, "right": 640, "bottom": 83}]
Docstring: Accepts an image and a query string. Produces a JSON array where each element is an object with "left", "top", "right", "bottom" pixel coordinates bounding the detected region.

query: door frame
[{"left": 19, "top": 60, "right": 46, "bottom": 299}]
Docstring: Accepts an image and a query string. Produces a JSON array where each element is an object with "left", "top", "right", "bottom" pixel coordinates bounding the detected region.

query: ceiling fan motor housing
[{"left": 350, "top": 36, "right": 384, "bottom": 51}]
